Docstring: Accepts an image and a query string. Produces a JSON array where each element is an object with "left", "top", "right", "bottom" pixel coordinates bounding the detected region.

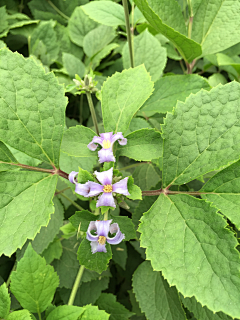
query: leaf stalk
[
  {"left": 122, "top": 0, "right": 134, "bottom": 68},
  {"left": 68, "top": 265, "right": 85, "bottom": 306}
]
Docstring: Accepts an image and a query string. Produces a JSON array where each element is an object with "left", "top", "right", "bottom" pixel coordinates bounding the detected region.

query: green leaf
[
  {"left": 112, "top": 241, "right": 127, "bottom": 270},
  {"left": 31, "top": 197, "right": 64, "bottom": 254},
  {"left": 7, "top": 310, "right": 33, "bottom": 320},
  {"left": 61, "top": 125, "right": 98, "bottom": 172},
  {"left": 102, "top": 65, "right": 154, "bottom": 133},
  {"left": 42, "top": 239, "right": 63, "bottom": 264},
  {"left": 0, "top": 171, "right": 57, "bottom": 256},
  {"left": 83, "top": 25, "right": 116, "bottom": 58},
  {"left": 140, "top": 74, "right": 211, "bottom": 116},
  {"left": 68, "top": 6, "right": 99, "bottom": 47},
  {"left": 132, "top": 163, "right": 161, "bottom": 191},
  {"left": 127, "top": 176, "right": 142, "bottom": 200},
  {"left": 82, "top": 1, "right": 125, "bottom": 26},
  {"left": 78, "top": 239, "right": 112, "bottom": 273},
  {"left": 162, "top": 81, "right": 240, "bottom": 187},
  {"left": 0, "top": 49, "right": 67, "bottom": 167},
  {"left": 91, "top": 43, "right": 119, "bottom": 70},
  {"left": 116, "top": 128, "right": 162, "bottom": 161},
  {"left": 69, "top": 210, "right": 97, "bottom": 232},
  {"left": 200, "top": 160, "right": 240, "bottom": 229},
  {"left": 0, "top": 6, "right": 8, "bottom": 33},
  {"left": 7, "top": 144, "right": 42, "bottom": 167},
  {"left": 0, "top": 141, "right": 18, "bottom": 171},
  {"left": 217, "top": 53, "right": 240, "bottom": 74},
  {"left": 122, "top": 30, "right": 167, "bottom": 81},
  {"left": 192, "top": 0, "right": 240, "bottom": 56},
  {"left": 139, "top": 193, "right": 240, "bottom": 318},
  {"left": 62, "top": 52, "right": 85, "bottom": 79},
  {"left": 11, "top": 244, "right": 59, "bottom": 313},
  {"left": 78, "top": 168, "right": 94, "bottom": 184},
  {"left": 208, "top": 73, "right": 227, "bottom": 87},
  {"left": 96, "top": 293, "right": 135, "bottom": 320},
  {"left": 79, "top": 305, "right": 110, "bottom": 320},
  {"left": 133, "top": 261, "right": 186, "bottom": 320},
  {"left": 111, "top": 216, "right": 136, "bottom": 241},
  {"left": 0, "top": 283, "right": 10, "bottom": 319},
  {"left": 181, "top": 295, "right": 233, "bottom": 320},
  {"left": 46, "top": 305, "right": 85, "bottom": 320},
  {"left": 134, "top": 0, "right": 202, "bottom": 62},
  {"left": 60, "top": 277, "right": 109, "bottom": 307},
  {"left": 133, "top": 195, "right": 157, "bottom": 230}
]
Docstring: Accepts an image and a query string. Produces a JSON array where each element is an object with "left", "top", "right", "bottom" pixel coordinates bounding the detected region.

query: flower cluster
[{"left": 69, "top": 132, "right": 128, "bottom": 253}]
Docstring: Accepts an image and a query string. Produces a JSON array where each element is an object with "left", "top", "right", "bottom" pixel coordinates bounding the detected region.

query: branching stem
[
  {"left": 68, "top": 265, "right": 85, "bottom": 305},
  {"left": 122, "top": 0, "right": 134, "bottom": 68}
]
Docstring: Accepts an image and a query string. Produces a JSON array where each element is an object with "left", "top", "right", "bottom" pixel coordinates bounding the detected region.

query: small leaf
[
  {"left": 11, "top": 244, "right": 59, "bottom": 313},
  {"left": 69, "top": 210, "right": 97, "bottom": 232},
  {"left": 0, "top": 283, "right": 10, "bottom": 319},
  {"left": 91, "top": 43, "right": 119, "bottom": 70},
  {"left": 7, "top": 309, "right": 33, "bottom": 320},
  {"left": 78, "top": 168, "right": 94, "bottom": 184},
  {"left": 46, "top": 305, "right": 85, "bottom": 320},
  {"left": 82, "top": 1, "right": 125, "bottom": 26},
  {"left": 79, "top": 305, "right": 110, "bottom": 320},
  {"left": 133, "top": 261, "right": 186, "bottom": 320},
  {"left": 102, "top": 65, "right": 154, "bottom": 133},
  {"left": 0, "top": 141, "right": 18, "bottom": 172},
  {"left": 127, "top": 176, "right": 142, "bottom": 200},
  {"left": 42, "top": 240, "right": 63, "bottom": 264},
  {"left": 62, "top": 52, "right": 85, "bottom": 79},
  {"left": 112, "top": 241, "right": 127, "bottom": 270},
  {"left": 78, "top": 239, "right": 112, "bottom": 273},
  {"left": 111, "top": 216, "right": 136, "bottom": 241}
]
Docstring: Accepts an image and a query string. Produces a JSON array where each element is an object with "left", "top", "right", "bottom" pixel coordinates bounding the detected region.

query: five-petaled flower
[
  {"left": 87, "top": 132, "right": 127, "bottom": 163},
  {"left": 69, "top": 167, "right": 130, "bottom": 208},
  {"left": 86, "top": 219, "right": 125, "bottom": 253}
]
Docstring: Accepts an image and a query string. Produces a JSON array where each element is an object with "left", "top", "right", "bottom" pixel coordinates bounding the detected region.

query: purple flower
[
  {"left": 88, "top": 132, "right": 127, "bottom": 163},
  {"left": 86, "top": 219, "right": 125, "bottom": 253},
  {"left": 68, "top": 168, "right": 130, "bottom": 208}
]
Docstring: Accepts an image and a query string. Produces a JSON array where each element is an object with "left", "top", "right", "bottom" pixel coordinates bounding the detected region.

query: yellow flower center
[
  {"left": 103, "top": 184, "right": 113, "bottom": 193},
  {"left": 98, "top": 236, "right": 107, "bottom": 245},
  {"left": 102, "top": 139, "right": 111, "bottom": 149}
]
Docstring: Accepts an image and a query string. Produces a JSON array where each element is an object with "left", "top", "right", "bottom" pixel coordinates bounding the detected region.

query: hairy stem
[
  {"left": 56, "top": 189, "right": 84, "bottom": 211},
  {"left": 122, "top": 0, "right": 134, "bottom": 68},
  {"left": 188, "top": 16, "right": 193, "bottom": 39},
  {"left": 46, "top": 0, "right": 69, "bottom": 20},
  {"left": 68, "top": 265, "right": 85, "bottom": 305},
  {"left": 86, "top": 92, "right": 100, "bottom": 136},
  {"left": 104, "top": 210, "right": 108, "bottom": 221}
]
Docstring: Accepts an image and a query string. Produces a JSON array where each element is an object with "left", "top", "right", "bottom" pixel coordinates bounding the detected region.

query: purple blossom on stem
[
  {"left": 88, "top": 132, "right": 127, "bottom": 163},
  {"left": 68, "top": 168, "right": 130, "bottom": 208},
  {"left": 86, "top": 219, "right": 125, "bottom": 253}
]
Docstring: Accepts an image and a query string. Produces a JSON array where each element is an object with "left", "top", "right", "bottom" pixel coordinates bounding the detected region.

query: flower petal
[
  {"left": 86, "top": 221, "right": 98, "bottom": 241},
  {"left": 100, "top": 132, "right": 113, "bottom": 142},
  {"left": 112, "top": 177, "right": 130, "bottom": 196},
  {"left": 87, "top": 136, "right": 104, "bottom": 151},
  {"left": 112, "top": 132, "right": 127, "bottom": 146},
  {"left": 75, "top": 183, "right": 90, "bottom": 197},
  {"left": 96, "top": 192, "right": 116, "bottom": 208},
  {"left": 107, "top": 223, "right": 125, "bottom": 245},
  {"left": 90, "top": 241, "right": 107, "bottom": 254},
  {"left": 86, "top": 181, "right": 103, "bottom": 197},
  {"left": 68, "top": 171, "right": 78, "bottom": 184},
  {"left": 98, "top": 149, "right": 116, "bottom": 163},
  {"left": 95, "top": 220, "right": 112, "bottom": 237},
  {"left": 94, "top": 167, "right": 113, "bottom": 185}
]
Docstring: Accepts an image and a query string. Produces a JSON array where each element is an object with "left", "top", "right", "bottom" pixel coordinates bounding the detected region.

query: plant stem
[
  {"left": 68, "top": 265, "right": 85, "bottom": 306},
  {"left": 118, "top": 162, "right": 148, "bottom": 171},
  {"left": 6, "top": 262, "right": 17, "bottom": 288},
  {"left": 28, "top": 36, "right": 31, "bottom": 56},
  {"left": 79, "top": 94, "right": 83, "bottom": 124},
  {"left": 104, "top": 210, "right": 108, "bottom": 220},
  {"left": 46, "top": 0, "right": 69, "bottom": 20},
  {"left": 38, "top": 310, "right": 42, "bottom": 320},
  {"left": 56, "top": 189, "right": 84, "bottom": 211},
  {"left": 142, "top": 189, "right": 215, "bottom": 197},
  {"left": 188, "top": 15, "right": 193, "bottom": 39},
  {"left": 55, "top": 187, "right": 71, "bottom": 195},
  {"left": 122, "top": 0, "right": 134, "bottom": 68},
  {"left": 86, "top": 92, "right": 100, "bottom": 136}
]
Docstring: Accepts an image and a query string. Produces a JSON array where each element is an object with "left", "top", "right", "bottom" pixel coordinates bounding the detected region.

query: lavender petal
[
  {"left": 91, "top": 241, "right": 107, "bottom": 253},
  {"left": 95, "top": 220, "right": 112, "bottom": 237},
  {"left": 75, "top": 183, "right": 90, "bottom": 197},
  {"left": 86, "top": 221, "right": 98, "bottom": 241},
  {"left": 107, "top": 222, "right": 125, "bottom": 245},
  {"left": 112, "top": 132, "right": 127, "bottom": 146},
  {"left": 112, "top": 177, "right": 130, "bottom": 196},
  {"left": 68, "top": 171, "right": 78, "bottom": 184},
  {"left": 96, "top": 192, "right": 116, "bottom": 208},
  {"left": 100, "top": 132, "right": 113, "bottom": 142},
  {"left": 87, "top": 136, "right": 104, "bottom": 151},
  {"left": 94, "top": 167, "right": 113, "bottom": 185},
  {"left": 98, "top": 148, "right": 116, "bottom": 163},
  {"left": 86, "top": 181, "right": 103, "bottom": 197}
]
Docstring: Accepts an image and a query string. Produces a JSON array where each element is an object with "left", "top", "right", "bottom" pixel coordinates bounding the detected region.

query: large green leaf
[
  {"left": 46, "top": 305, "right": 85, "bottom": 320},
  {"left": 134, "top": 0, "right": 202, "bottom": 62},
  {"left": 139, "top": 193, "right": 240, "bottom": 318},
  {"left": 116, "top": 128, "right": 162, "bottom": 161},
  {"left": 133, "top": 261, "right": 186, "bottom": 320},
  {"left": 0, "top": 283, "right": 10, "bottom": 319},
  {"left": 0, "top": 171, "right": 57, "bottom": 256},
  {"left": 122, "top": 30, "right": 167, "bottom": 81},
  {"left": 101, "top": 65, "right": 154, "bottom": 133},
  {"left": 0, "top": 6, "right": 8, "bottom": 33},
  {"left": 7, "top": 310, "right": 33, "bottom": 320},
  {"left": 132, "top": 163, "right": 161, "bottom": 190},
  {"left": 11, "top": 244, "right": 59, "bottom": 313},
  {"left": 0, "top": 141, "right": 18, "bottom": 171},
  {"left": 200, "top": 160, "right": 240, "bottom": 229},
  {"left": 162, "top": 81, "right": 240, "bottom": 187},
  {"left": 83, "top": 25, "right": 116, "bottom": 58},
  {"left": 140, "top": 74, "right": 211, "bottom": 116},
  {"left": 82, "top": 1, "right": 125, "bottom": 26},
  {"left": 68, "top": 6, "right": 99, "bottom": 47},
  {"left": 0, "top": 49, "right": 67, "bottom": 167},
  {"left": 192, "top": 0, "right": 240, "bottom": 56}
]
